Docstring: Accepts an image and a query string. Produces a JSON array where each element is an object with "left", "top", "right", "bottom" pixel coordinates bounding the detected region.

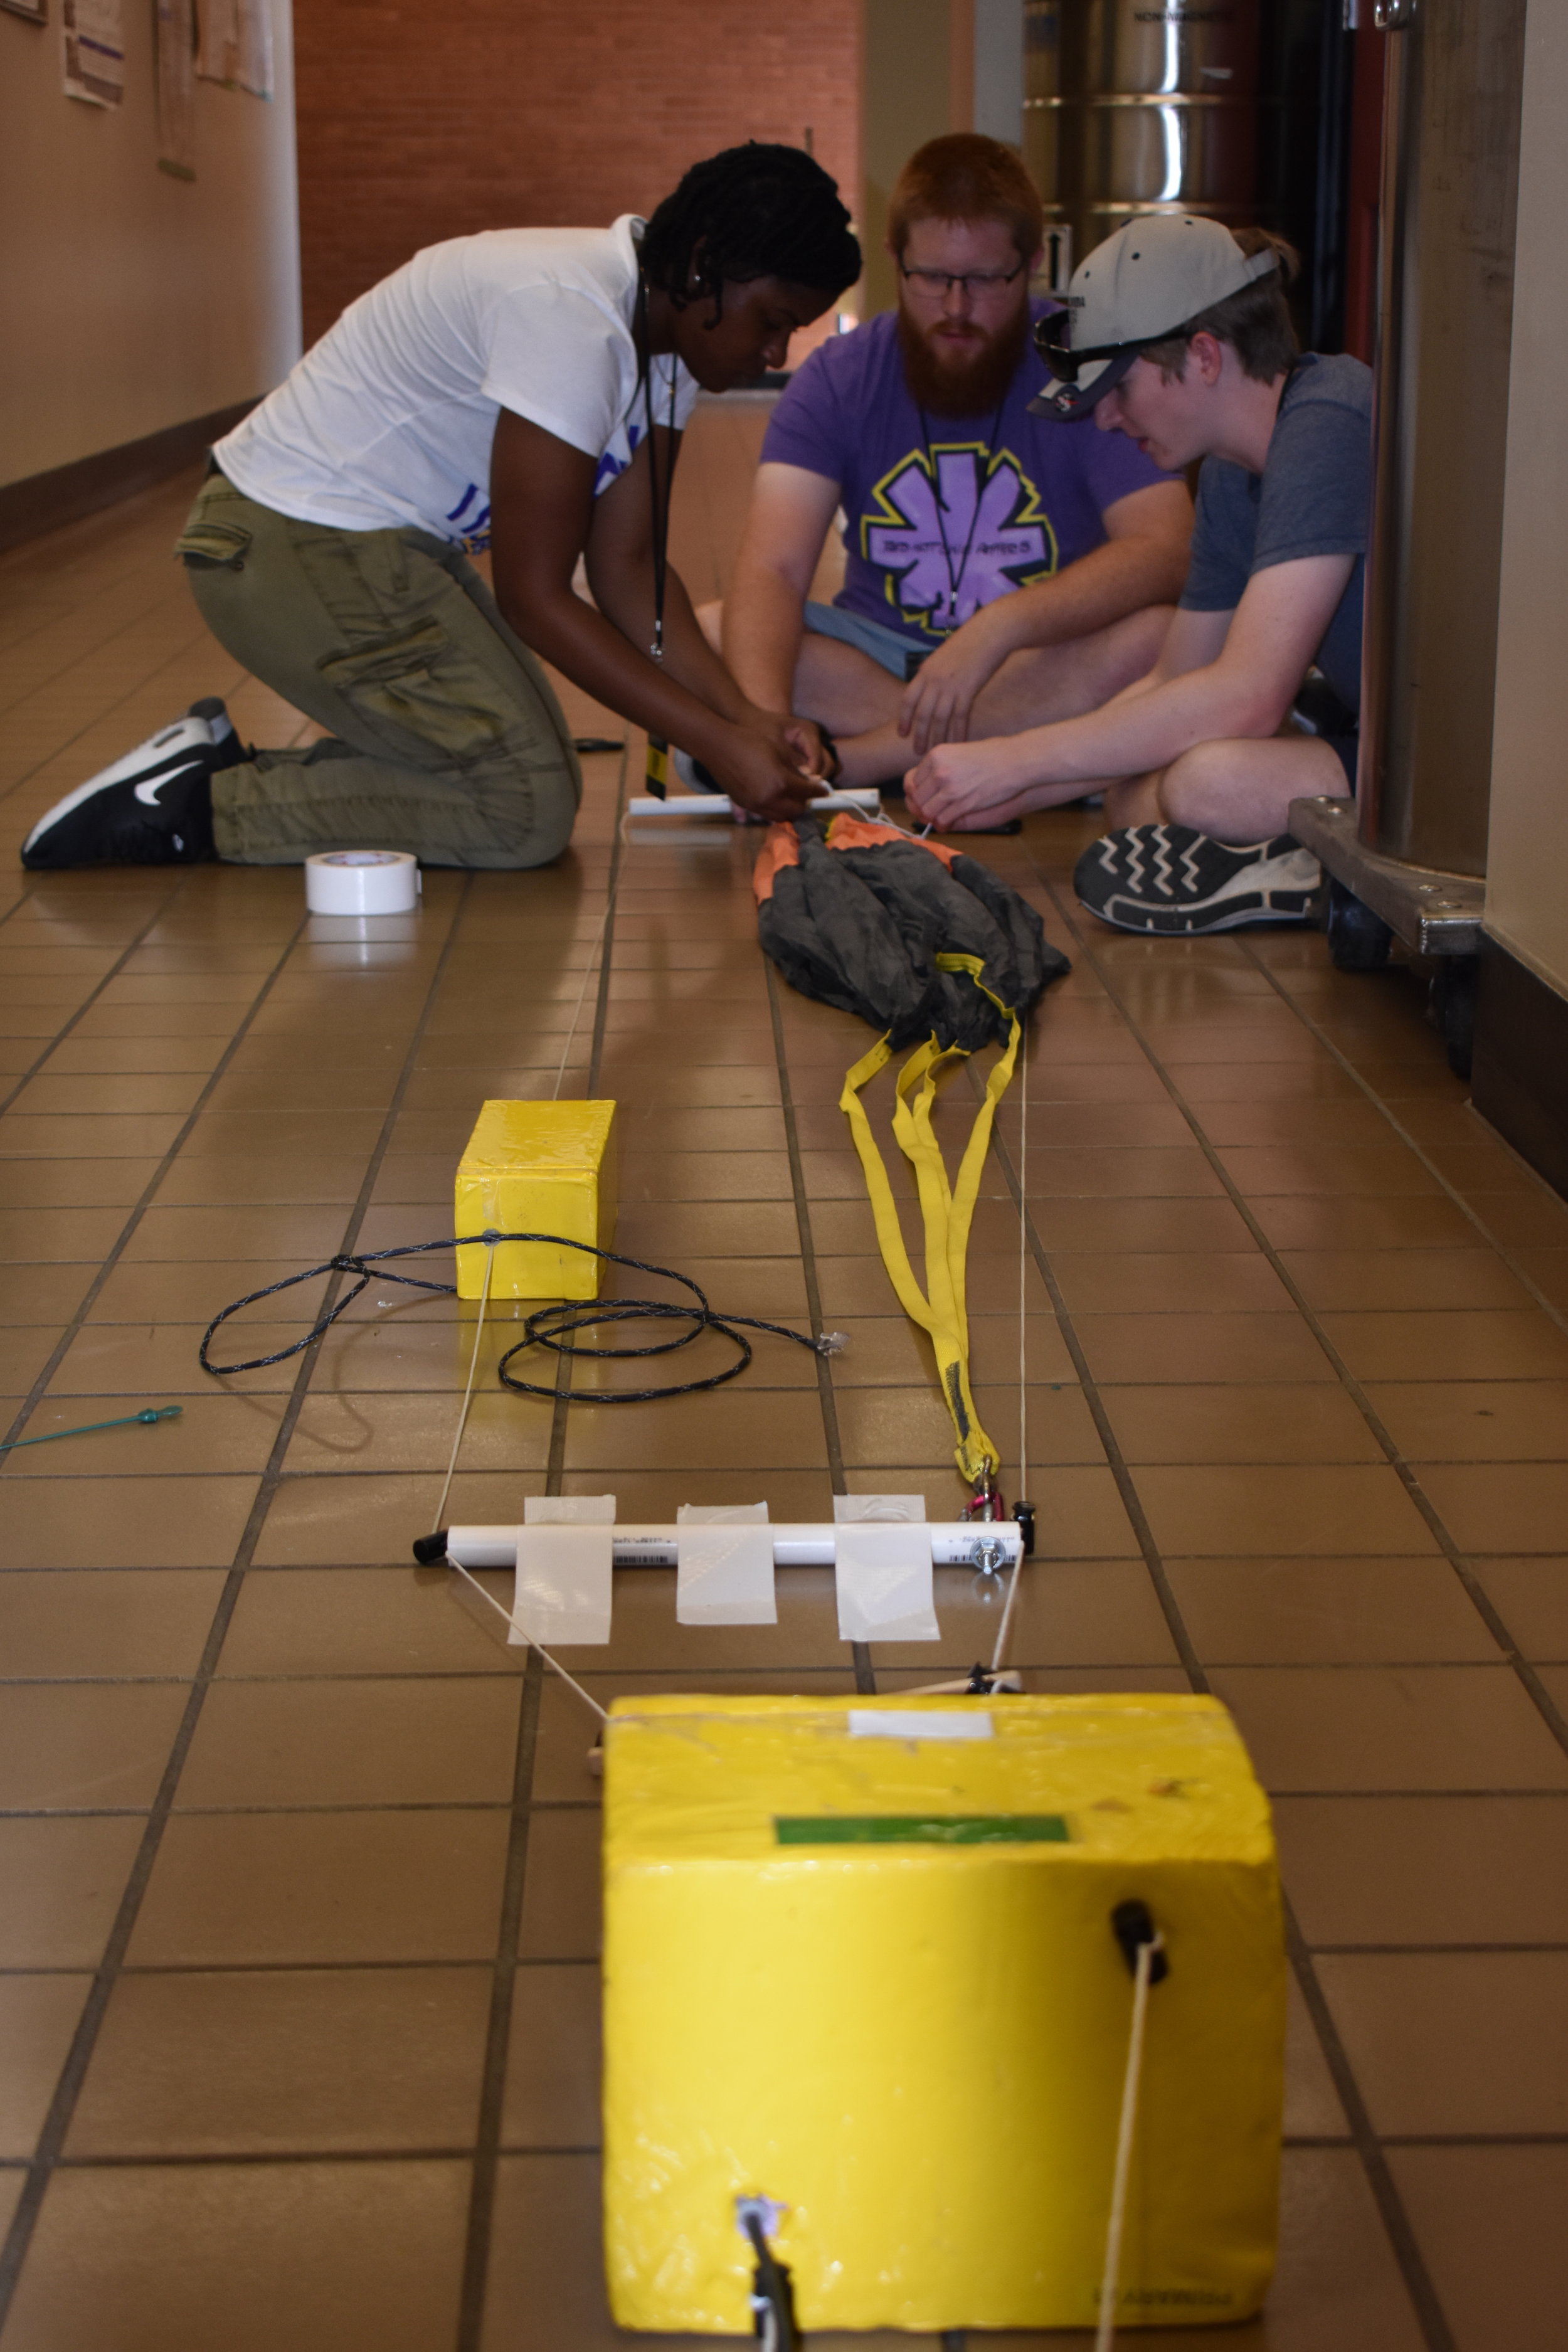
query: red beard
[{"left": 896, "top": 300, "right": 1030, "bottom": 418}]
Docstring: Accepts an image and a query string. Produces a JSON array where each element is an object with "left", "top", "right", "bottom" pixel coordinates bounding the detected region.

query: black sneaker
[
  {"left": 21, "top": 699, "right": 246, "bottom": 870},
  {"left": 1074, "top": 824, "right": 1322, "bottom": 936}
]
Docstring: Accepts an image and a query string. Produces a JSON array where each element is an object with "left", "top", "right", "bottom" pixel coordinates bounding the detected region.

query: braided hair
[{"left": 640, "top": 143, "right": 861, "bottom": 312}]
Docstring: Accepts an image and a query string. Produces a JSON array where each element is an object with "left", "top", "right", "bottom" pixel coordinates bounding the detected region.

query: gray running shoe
[{"left": 1074, "top": 824, "right": 1321, "bottom": 936}]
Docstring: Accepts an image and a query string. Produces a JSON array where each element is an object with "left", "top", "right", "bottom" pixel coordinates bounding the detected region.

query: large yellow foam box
[
  {"left": 603, "top": 1692, "right": 1285, "bottom": 2335},
  {"left": 453, "top": 1099, "right": 616, "bottom": 1300}
]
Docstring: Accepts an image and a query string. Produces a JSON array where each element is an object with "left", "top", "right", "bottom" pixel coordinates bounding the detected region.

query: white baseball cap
[{"left": 1030, "top": 215, "right": 1281, "bottom": 421}]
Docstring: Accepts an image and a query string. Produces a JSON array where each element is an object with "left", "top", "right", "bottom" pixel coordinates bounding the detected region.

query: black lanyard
[
  {"left": 917, "top": 400, "right": 1006, "bottom": 633},
  {"left": 634, "top": 272, "right": 678, "bottom": 794}
]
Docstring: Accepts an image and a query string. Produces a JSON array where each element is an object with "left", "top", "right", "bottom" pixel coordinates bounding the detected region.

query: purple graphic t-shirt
[{"left": 761, "top": 304, "right": 1175, "bottom": 645}]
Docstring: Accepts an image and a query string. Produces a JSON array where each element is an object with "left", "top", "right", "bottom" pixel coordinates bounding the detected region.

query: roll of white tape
[{"left": 304, "top": 850, "right": 421, "bottom": 914}]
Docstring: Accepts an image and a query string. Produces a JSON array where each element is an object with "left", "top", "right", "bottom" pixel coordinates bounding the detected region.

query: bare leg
[
  {"left": 832, "top": 605, "right": 1173, "bottom": 788},
  {"left": 695, "top": 598, "right": 1173, "bottom": 797},
  {"left": 1112, "top": 734, "right": 1348, "bottom": 844}
]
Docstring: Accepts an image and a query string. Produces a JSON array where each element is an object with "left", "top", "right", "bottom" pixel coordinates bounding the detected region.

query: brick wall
[{"left": 294, "top": 0, "right": 862, "bottom": 347}]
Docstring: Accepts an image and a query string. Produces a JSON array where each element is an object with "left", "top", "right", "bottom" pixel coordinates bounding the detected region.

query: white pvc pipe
[{"left": 443, "top": 1522, "right": 1023, "bottom": 1571}]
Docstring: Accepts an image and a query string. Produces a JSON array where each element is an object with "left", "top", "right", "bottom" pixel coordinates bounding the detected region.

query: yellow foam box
[
  {"left": 603, "top": 1692, "right": 1284, "bottom": 2335},
  {"left": 453, "top": 1098, "right": 616, "bottom": 1300}
]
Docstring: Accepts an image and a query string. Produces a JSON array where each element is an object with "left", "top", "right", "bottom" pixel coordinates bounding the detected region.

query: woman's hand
[{"left": 704, "top": 726, "right": 828, "bottom": 822}]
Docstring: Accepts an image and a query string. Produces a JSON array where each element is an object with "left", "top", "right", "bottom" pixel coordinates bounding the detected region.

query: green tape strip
[{"left": 774, "top": 1814, "right": 1069, "bottom": 1846}]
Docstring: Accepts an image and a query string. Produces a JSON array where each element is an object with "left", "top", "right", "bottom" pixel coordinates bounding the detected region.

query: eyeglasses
[{"left": 901, "top": 263, "right": 1025, "bottom": 300}]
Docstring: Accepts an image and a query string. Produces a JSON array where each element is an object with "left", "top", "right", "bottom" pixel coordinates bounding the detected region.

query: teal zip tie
[{"left": 0, "top": 1405, "right": 183, "bottom": 1454}]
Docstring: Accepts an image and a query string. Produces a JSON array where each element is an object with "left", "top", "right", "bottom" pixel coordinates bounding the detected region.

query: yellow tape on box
[
  {"left": 603, "top": 1692, "right": 1284, "bottom": 2335},
  {"left": 453, "top": 1099, "right": 617, "bottom": 1300}
]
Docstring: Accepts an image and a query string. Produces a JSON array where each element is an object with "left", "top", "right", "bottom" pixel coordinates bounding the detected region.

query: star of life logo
[{"left": 862, "top": 442, "right": 1059, "bottom": 635}]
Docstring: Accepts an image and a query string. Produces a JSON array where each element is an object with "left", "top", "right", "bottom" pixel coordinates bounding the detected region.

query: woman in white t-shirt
[{"left": 23, "top": 146, "right": 861, "bottom": 873}]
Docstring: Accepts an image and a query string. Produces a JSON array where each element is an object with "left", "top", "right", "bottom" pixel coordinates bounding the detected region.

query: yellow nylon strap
[{"left": 838, "top": 954, "right": 1020, "bottom": 1490}]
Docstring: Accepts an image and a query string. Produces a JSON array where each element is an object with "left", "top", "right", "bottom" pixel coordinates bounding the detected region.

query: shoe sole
[{"left": 1078, "top": 891, "right": 1316, "bottom": 936}]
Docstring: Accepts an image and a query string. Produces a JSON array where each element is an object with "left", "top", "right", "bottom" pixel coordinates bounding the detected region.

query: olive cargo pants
[{"left": 178, "top": 470, "right": 582, "bottom": 867}]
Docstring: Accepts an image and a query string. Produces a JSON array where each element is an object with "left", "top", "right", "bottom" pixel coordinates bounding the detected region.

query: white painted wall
[
  {"left": 1485, "top": 0, "right": 1568, "bottom": 995},
  {"left": 0, "top": 0, "right": 300, "bottom": 491}
]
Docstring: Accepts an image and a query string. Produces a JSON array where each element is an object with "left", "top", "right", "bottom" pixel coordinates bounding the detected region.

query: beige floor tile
[
  {"left": 1075, "top": 1310, "right": 1335, "bottom": 1385},
  {"left": 0, "top": 1475, "right": 259, "bottom": 1568},
  {"left": 0, "top": 1206, "right": 131, "bottom": 1262},
  {"left": 1316, "top": 1949, "right": 1568, "bottom": 2134},
  {"left": 517, "top": 1808, "right": 600, "bottom": 1960},
  {"left": 0, "top": 1974, "right": 90, "bottom": 2157},
  {"left": 1102, "top": 1383, "right": 1380, "bottom": 1466},
  {"left": 1471, "top": 1557, "right": 1568, "bottom": 1657},
  {"left": 1050, "top": 1251, "right": 1291, "bottom": 1315},
  {"left": 1390, "top": 2145, "right": 1568, "bottom": 2352},
  {"left": 502, "top": 1962, "right": 600, "bottom": 2148},
  {"left": 128, "top": 1811, "right": 509, "bottom": 1964},
  {"left": 1276, "top": 1793, "right": 1568, "bottom": 1945},
  {"left": 0, "top": 2158, "right": 469, "bottom": 2352},
  {"left": 0, "top": 1263, "right": 95, "bottom": 1325},
  {"left": 218, "top": 1565, "right": 516, "bottom": 1677},
  {"left": 1136, "top": 1462, "right": 1435, "bottom": 1556},
  {"left": 1415, "top": 1461, "right": 1568, "bottom": 1553},
  {"left": 1320, "top": 1307, "right": 1568, "bottom": 1381},
  {"left": 0, "top": 1156, "right": 161, "bottom": 1207},
  {"left": 252, "top": 1470, "right": 546, "bottom": 1565},
  {"left": 3, "top": 1392, "right": 284, "bottom": 1477},
  {"left": 1283, "top": 1248, "right": 1535, "bottom": 1313},
  {"left": 1366, "top": 1379, "right": 1568, "bottom": 1461},
  {"left": 65, "top": 1966, "right": 490, "bottom": 2156},
  {"left": 176, "top": 1675, "right": 521, "bottom": 1809},
  {"left": 0, "top": 1816, "right": 146, "bottom": 1967},
  {"left": 0, "top": 1567, "right": 223, "bottom": 1677},
  {"left": 1211, "top": 1666, "right": 1568, "bottom": 1792},
  {"left": 563, "top": 1388, "right": 827, "bottom": 1473},
  {"left": 0, "top": 1682, "right": 190, "bottom": 1811},
  {"left": 1167, "top": 1558, "right": 1499, "bottom": 1664},
  {"left": 1283, "top": 1974, "right": 1347, "bottom": 2138}
]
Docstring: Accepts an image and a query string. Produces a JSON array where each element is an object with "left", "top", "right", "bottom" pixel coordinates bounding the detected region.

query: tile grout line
[
  {"left": 1037, "top": 878, "right": 1568, "bottom": 1761},
  {"left": 1238, "top": 940, "right": 1568, "bottom": 1339},
  {"left": 0, "top": 876, "right": 473, "bottom": 2329},
  {"left": 455, "top": 1648, "right": 543, "bottom": 2352},
  {"left": 0, "top": 911, "right": 310, "bottom": 1456},
  {"left": 0, "top": 870, "right": 193, "bottom": 1118},
  {"left": 968, "top": 1046, "right": 1207, "bottom": 1692},
  {"left": 1024, "top": 866, "right": 1463, "bottom": 2352},
  {"left": 460, "top": 766, "right": 628, "bottom": 2352},
  {"left": 764, "top": 958, "right": 875, "bottom": 1693}
]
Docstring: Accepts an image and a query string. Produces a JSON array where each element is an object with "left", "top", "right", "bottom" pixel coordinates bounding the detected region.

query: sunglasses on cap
[{"left": 1031, "top": 314, "right": 1172, "bottom": 384}]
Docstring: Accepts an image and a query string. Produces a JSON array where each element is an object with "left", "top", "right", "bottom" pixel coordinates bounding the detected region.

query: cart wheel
[
  {"left": 1429, "top": 956, "right": 1478, "bottom": 1081},
  {"left": 1325, "top": 879, "right": 1393, "bottom": 973}
]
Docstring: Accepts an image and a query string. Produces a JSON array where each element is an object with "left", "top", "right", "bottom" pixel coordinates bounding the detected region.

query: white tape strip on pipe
[
  {"left": 509, "top": 1494, "right": 615, "bottom": 1648},
  {"left": 832, "top": 1494, "right": 940, "bottom": 1642},
  {"left": 305, "top": 850, "right": 421, "bottom": 914},
  {"left": 675, "top": 1502, "right": 776, "bottom": 1626}
]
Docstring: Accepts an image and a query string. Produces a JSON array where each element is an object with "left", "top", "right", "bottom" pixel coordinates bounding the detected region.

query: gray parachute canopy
[{"left": 754, "top": 815, "right": 1069, "bottom": 1050}]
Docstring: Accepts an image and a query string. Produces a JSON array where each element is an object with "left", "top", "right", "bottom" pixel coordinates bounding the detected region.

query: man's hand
[
  {"left": 704, "top": 726, "right": 829, "bottom": 822},
  {"left": 896, "top": 609, "right": 1014, "bottom": 755},
  {"left": 904, "top": 737, "right": 1035, "bottom": 832}
]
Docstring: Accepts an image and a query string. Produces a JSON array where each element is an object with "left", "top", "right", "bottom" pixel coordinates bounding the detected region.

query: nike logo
[{"left": 134, "top": 756, "right": 204, "bottom": 807}]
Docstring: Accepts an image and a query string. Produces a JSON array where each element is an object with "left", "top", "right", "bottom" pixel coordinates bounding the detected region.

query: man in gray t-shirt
[{"left": 903, "top": 214, "right": 1372, "bottom": 935}]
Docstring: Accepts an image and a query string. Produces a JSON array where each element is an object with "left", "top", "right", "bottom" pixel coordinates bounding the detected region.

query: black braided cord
[{"left": 198, "top": 1230, "right": 832, "bottom": 1403}]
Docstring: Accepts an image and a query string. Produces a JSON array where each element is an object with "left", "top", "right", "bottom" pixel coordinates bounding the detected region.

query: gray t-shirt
[{"left": 1179, "top": 351, "right": 1373, "bottom": 715}]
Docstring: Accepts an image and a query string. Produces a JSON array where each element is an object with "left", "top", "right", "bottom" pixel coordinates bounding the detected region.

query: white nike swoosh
[{"left": 134, "top": 758, "right": 204, "bottom": 807}]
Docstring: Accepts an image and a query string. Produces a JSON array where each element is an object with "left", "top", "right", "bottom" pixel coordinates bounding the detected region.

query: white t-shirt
[{"left": 215, "top": 215, "right": 700, "bottom": 549}]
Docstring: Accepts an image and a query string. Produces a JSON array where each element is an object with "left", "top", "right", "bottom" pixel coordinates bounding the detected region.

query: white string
[
  {"left": 448, "top": 1559, "right": 610, "bottom": 1724},
  {"left": 989, "top": 1017, "right": 1029, "bottom": 1680},
  {"left": 432, "top": 1238, "right": 494, "bottom": 1535},
  {"left": 1094, "top": 1932, "right": 1163, "bottom": 2352}
]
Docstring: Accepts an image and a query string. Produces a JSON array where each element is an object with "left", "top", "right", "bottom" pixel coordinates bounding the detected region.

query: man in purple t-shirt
[{"left": 705, "top": 135, "right": 1193, "bottom": 793}]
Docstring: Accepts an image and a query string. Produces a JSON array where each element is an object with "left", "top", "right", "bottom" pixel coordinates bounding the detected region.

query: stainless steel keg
[{"left": 1025, "top": 0, "right": 1259, "bottom": 289}]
